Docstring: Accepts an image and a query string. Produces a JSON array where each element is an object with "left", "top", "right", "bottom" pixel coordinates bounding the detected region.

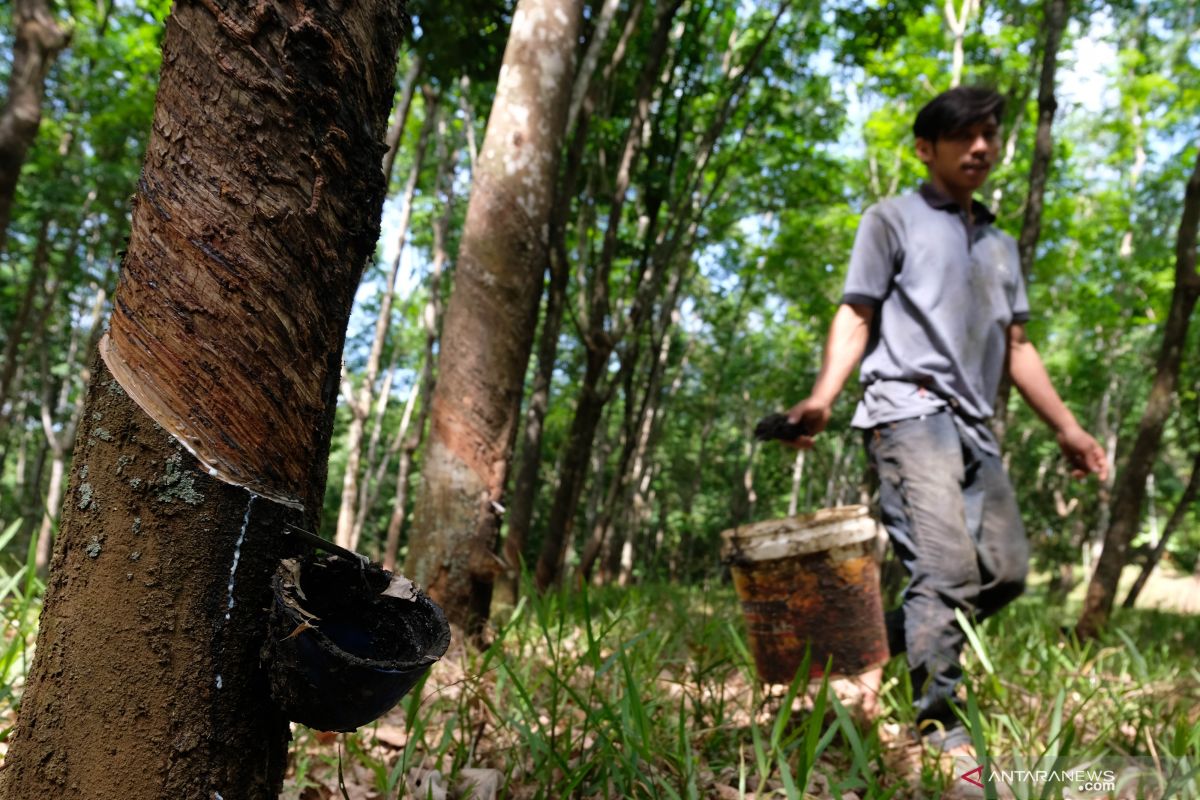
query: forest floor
[{"left": 280, "top": 565, "right": 1200, "bottom": 800}]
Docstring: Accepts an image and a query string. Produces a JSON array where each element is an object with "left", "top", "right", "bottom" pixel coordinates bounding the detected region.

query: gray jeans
[{"left": 866, "top": 409, "right": 1029, "bottom": 730}]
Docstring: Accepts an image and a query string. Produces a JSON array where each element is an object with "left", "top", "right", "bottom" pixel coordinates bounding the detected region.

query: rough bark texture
[
  {"left": 1, "top": 359, "right": 301, "bottom": 800},
  {"left": 1077, "top": 149, "right": 1200, "bottom": 638},
  {"left": 0, "top": 0, "right": 70, "bottom": 248},
  {"left": 0, "top": 0, "right": 405, "bottom": 797},
  {"left": 100, "top": 0, "right": 403, "bottom": 511},
  {"left": 405, "top": 0, "right": 583, "bottom": 631}
]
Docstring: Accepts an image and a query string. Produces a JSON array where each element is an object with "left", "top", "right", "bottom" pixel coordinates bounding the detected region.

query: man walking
[{"left": 785, "top": 86, "right": 1108, "bottom": 751}]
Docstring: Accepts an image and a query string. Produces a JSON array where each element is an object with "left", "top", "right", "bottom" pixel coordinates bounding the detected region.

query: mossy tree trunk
[{"left": 0, "top": 0, "right": 405, "bottom": 798}]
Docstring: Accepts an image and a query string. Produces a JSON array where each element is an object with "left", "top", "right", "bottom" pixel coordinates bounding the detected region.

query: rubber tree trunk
[
  {"left": 992, "top": 0, "right": 1069, "bottom": 443},
  {"left": 0, "top": 0, "right": 70, "bottom": 250},
  {"left": 1077, "top": 149, "right": 1200, "bottom": 639},
  {"left": 405, "top": 0, "right": 583, "bottom": 632},
  {"left": 499, "top": 119, "right": 589, "bottom": 602},
  {"left": 0, "top": 1, "right": 404, "bottom": 797}
]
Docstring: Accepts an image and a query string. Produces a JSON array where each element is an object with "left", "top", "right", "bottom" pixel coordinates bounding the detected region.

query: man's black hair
[{"left": 912, "top": 86, "right": 1005, "bottom": 142}]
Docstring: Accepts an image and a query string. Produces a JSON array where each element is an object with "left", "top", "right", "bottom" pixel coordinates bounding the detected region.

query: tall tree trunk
[
  {"left": 0, "top": 0, "right": 70, "bottom": 250},
  {"left": 1077, "top": 149, "right": 1200, "bottom": 639},
  {"left": 499, "top": 97, "right": 594, "bottom": 603},
  {"left": 404, "top": 0, "right": 583, "bottom": 632},
  {"left": 992, "top": 0, "right": 1068, "bottom": 443},
  {"left": 380, "top": 115, "right": 457, "bottom": 570},
  {"left": 335, "top": 94, "right": 438, "bottom": 549},
  {"left": 1122, "top": 450, "right": 1200, "bottom": 608},
  {"left": 0, "top": 2, "right": 404, "bottom": 798}
]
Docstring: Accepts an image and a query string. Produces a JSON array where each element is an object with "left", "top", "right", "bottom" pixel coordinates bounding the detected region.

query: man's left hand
[{"left": 1056, "top": 424, "right": 1108, "bottom": 482}]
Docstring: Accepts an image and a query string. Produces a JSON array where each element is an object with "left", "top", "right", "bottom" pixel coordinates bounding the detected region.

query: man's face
[{"left": 915, "top": 116, "right": 1001, "bottom": 196}]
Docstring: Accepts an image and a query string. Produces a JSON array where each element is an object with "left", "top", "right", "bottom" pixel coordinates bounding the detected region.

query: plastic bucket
[
  {"left": 262, "top": 554, "right": 451, "bottom": 732},
  {"left": 720, "top": 505, "right": 888, "bottom": 683}
]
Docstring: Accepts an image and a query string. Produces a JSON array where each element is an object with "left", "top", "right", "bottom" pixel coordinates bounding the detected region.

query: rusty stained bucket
[{"left": 721, "top": 505, "right": 888, "bottom": 684}]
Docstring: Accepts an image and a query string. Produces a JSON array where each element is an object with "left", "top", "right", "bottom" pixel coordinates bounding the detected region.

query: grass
[
  {"left": 0, "top": 550, "right": 1195, "bottom": 798},
  {"left": 280, "top": 576, "right": 1200, "bottom": 799}
]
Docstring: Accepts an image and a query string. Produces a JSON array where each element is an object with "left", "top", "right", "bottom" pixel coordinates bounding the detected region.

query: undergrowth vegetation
[{"left": 279, "top": 578, "right": 1200, "bottom": 799}]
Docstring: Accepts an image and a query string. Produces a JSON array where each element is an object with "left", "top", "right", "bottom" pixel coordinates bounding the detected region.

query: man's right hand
[{"left": 783, "top": 397, "right": 833, "bottom": 449}]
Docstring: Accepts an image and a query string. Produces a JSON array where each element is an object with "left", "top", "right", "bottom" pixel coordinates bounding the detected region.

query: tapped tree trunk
[
  {"left": 0, "top": 0, "right": 70, "bottom": 250},
  {"left": 0, "top": 1, "right": 405, "bottom": 797},
  {"left": 404, "top": 0, "right": 583, "bottom": 632},
  {"left": 1077, "top": 149, "right": 1200, "bottom": 639}
]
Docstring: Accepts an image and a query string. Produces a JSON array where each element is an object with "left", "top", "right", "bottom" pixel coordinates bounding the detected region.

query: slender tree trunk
[
  {"left": 458, "top": 76, "right": 479, "bottom": 172},
  {"left": 942, "top": 0, "right": 978, "bottom": 88},
  {"left": 1077, "top": 149, "right": 1200, "bottom": 638},
  {"left": 0, "top": 217, "right": 51, "bottom": 426},
  {"left": 1122, "top": 450, "right": 1200, "bottom": 608},
  {"left": 535, "top": 346, "right": 612, "bottom": 589},
  {"left": 0, "top": 0, "right": 70, "bottom": 250},
  {"left": 499, "top": 243, "right": 568, "bottom": 597},
  {"left": 380, "top": 115, "right": 457, "bottom": 570},
  {"left": 0, "top": 2, "right": 404, "bottom": 798},
  {"left": 405, "top": 0, "right": 583, "bottom": 631},
  {"left": 992, "top": 0, "right": 1068, "bottom": 443},
  {"left": 788, "top": 450, "right": 806, "bottom": 516},
  {"left": 534, "top": 0, "right": 682, "bottom": 591},
  {"left": 349, "top": 361, "right": 396, "bottom": 552},
  {"left": 381, "top": 54, "right": 424, "bottom": 186},
  {"left": 336, "top": 95, "right": 438, "bottom": 549}
]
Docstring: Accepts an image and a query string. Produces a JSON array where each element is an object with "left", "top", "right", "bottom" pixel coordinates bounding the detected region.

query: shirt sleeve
[
  {"left": 1011, "top": 259, "right": 1031, "bottom": 323},
  {"left": 841, "top": 205, "right": 901, "bottom": 307}
]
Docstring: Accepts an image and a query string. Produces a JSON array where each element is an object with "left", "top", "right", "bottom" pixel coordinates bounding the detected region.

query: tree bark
[
  {"left": 0, "top": 0, "right": 70, "bottom": 250},
  {"left": 992, "top": 0, "right": 1068, "bottom": 443},
  {"left": 404, "top": 0, "right": 583, "bottom": 632},
  {"left": 1077, "top": 148, "right": 1200, "bottom": 639},
  {"left": 1122, "top": 450, "right": 1200, "bottom": 609},
  {"left": 0, "top": 1, "right": 404, "bottom": 797}
]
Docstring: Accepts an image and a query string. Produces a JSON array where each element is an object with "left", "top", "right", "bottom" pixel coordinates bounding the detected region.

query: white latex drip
[{"left": 224, "top": 492, "right": 257, "bottom": 622}]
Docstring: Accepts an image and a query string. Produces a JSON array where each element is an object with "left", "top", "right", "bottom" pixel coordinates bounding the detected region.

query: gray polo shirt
[{"left": 842, "top": 184, "right": 1030, "bottom": 455}]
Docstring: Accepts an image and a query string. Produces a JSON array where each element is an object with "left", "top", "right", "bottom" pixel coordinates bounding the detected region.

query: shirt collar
[{"left": 919, "top": 182, "right": 996, "bottom": 225}]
